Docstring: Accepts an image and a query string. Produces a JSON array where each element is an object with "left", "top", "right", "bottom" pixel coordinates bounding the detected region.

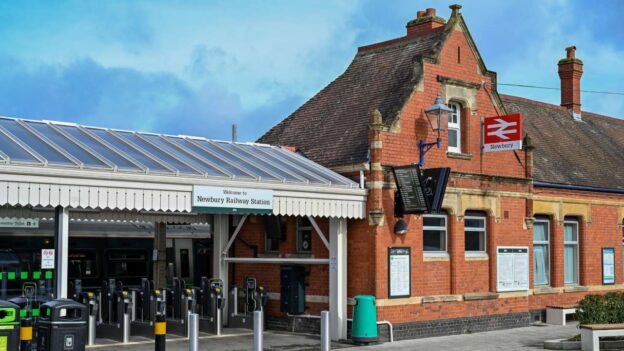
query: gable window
[
  {"left": 423, "top": 214, "right": 447, "bottom": 252},
  {"left": 564, "top": 219, "right": 579, "bottom": 285},
  {"left": 448, "top": 102, "right": 461, "bottom": 153},
  {"left": 533, "top": 217, "right": 550, "bottom": 286},
  {"left": 296, "top": 217, "right": 313, "bottom": 253},
  {"left": 465, "top": 212, "right": 486, "bottom": 253}
]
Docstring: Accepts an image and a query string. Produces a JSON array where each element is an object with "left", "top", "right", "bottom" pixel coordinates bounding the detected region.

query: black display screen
[{"left": 393, "top": 165, "right": 429, "bottom": 214}]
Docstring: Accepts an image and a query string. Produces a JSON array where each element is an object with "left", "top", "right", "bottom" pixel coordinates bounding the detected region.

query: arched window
[
  {"left": 563, "top": 217, "right": 579, "bottom": 285},
  {"left": 448, "top": 102, "right": 462, "bottom": 153},
  {"left": 533, "top": 216, "right": 550, "bottom": 286}
]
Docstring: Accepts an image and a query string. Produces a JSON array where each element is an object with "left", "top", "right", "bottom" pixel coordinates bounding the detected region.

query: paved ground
[
  {"left": 350, "top": 323, "right": 580, "bottom": 351},
  {"left": 88, "top": 324, "right": 581, "bottom": 351}
]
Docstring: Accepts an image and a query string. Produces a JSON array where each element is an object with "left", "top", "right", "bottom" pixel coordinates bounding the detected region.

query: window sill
[
  {"left": 423, "top": 252, "right": 450, "bottom": 261},
  {"left": 533, "top": 286, "right": 560, "bottom": 295},
  {"left": 465, "top": 252, "right": 488, "bottom": 260},
  {"left": 563, "top": 285, "right": 588, "bottom": 293},
  {"left": 447, "top": 152, "right": 473, "bottom": 160}
]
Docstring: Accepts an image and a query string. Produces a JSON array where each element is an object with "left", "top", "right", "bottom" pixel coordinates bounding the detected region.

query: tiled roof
[
  {"left": 502, "top": 95, "right": 624, "bottom": 190},
  {"left": 258, "top": 29, "right": 445, "bottom": 168}
]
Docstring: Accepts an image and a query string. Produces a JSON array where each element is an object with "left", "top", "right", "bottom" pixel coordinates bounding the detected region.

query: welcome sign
[{"left": 192, "top": 186, "right": 273, "bottom": 214}]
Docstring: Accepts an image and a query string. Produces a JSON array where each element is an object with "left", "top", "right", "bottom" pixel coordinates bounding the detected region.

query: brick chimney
[
  {"left": 558, "top": 46, "right": 583, "bottom": 118},
  {"left": 406, "top": 7, "right": 446, "bottom": 36}
]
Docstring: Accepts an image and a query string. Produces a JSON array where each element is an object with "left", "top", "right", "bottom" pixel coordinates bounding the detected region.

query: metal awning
[{"left": 0, "top": 117, "right": 366, "bottom": 218}]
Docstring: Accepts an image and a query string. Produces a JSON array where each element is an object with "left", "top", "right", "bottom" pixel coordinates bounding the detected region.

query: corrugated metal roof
[{"left": 0, "top": 116, "right": 359, "bottom": 188}]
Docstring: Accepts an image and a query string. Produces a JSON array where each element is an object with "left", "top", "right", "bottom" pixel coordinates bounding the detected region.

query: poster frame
[
  {"left": 602, "top": 247, "right": 615, "bottom": 285},
  {"left": 388, "top": 247, "right": 411, "bottom": 299}
]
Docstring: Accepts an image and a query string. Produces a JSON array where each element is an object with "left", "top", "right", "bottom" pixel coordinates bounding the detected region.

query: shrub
[{"left": 576, "top": 292, "right": 624, "bottom": 325}]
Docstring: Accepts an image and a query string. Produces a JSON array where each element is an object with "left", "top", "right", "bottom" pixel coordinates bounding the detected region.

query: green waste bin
[
  {"left": 351, "top": 295, "right": 378, "bottom": 344},
  {"left": 0, "top": 300, "right": 20, "bottom": 351}
]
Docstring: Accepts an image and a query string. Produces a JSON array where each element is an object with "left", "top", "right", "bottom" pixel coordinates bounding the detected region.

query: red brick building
[{"left": 253, "top": 4, "right": 624, "bottom": 339}]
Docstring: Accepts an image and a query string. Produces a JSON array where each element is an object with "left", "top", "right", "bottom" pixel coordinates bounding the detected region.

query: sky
[{"left": 0, "top": 0, "right": 622, "bottom": 142}]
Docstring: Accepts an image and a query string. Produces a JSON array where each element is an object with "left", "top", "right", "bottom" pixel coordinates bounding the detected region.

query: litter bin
[
  {"left": 351, "top": 295, "right": 378, "bottom": 344},
  {"left": 0, "top": 300, "right": 20, "bottom": 351},
  {"left": 37, "top": 299, "right": 87, "bottom": 351}
]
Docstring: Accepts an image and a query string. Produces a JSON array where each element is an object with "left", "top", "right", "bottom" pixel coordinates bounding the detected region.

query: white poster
[
  {"left": 192, "top": 186, "right": 273, "bottom": 214},
  {"left": 388, "top": 248, "right": 411, "bottom": 298},
  {"left": 41, "top": 249, "right": 55, "bottom": 269},
  {"left": 497, "top": 247, "right": 529, "bottom": 292}
]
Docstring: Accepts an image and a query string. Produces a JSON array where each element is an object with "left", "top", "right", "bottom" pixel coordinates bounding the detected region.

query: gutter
[{"left": 533, "top": 181, "right": 624, "bottom": 195}]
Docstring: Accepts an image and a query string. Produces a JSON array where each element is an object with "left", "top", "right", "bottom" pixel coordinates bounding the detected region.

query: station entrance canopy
[{"left": 0, "top": 117, "right": 366, "bottom": 218}]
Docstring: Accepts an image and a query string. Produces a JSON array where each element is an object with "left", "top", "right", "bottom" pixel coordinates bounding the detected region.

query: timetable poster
[
  {"left": 603, "top": 247, "right": 615, "bottom": 285},
  {"left": 496, "top": 247, "right": 529, "bottom": 292},
  {"left": 388, "top": 247, "right": 411, "bottom": 298}
]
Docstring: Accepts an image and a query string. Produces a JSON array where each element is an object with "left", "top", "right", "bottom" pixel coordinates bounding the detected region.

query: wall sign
[
  {"left": 41, "top": 249, "right": 55, "bottom": 269},
  {"left": 388, "top": 247, "right": 411, "bottom": 298},
  {"left": 496, "top": 247, "right": 529, "bottom": 292},
  {"left": 393, "top": 165, "right": 429, "bottom": 214},
  {"left": 482, "top": 114, "right": 523, "bottom": 152},
  {"left": 192, "top": 186, "right": 273, "bottom": 214},
  {"left": 0, "top": 217, "right": 39, "bottom": 228},
  {"left": 602, "top": 247, "right": 615, "bottom": 285}
]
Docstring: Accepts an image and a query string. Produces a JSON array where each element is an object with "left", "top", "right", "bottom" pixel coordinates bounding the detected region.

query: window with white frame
[
  {"left": 465, "top": 212, "right": 486, "bottom": 253},
  {"left": 564, "top": 219, "right": 579, "bottom": 285},
  {"left": 423, "top": 214, "right": 447, "bottom": 252},
  {"left": 533, "top": 217, "right": 550, "bottom": 286},
  {"left": 448, "top": 102, "right": 461, "bottom": 153},
  {"left": 296, "top": 217, "right": 313, "bottom": 253}
]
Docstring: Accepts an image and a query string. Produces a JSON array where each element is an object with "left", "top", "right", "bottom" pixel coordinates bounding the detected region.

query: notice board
[
  {"left": 603, "top": 247, "right": 615, "bottom": 285},
  {"left": 388, "top": 247, "right": 411, "bottom": 298},
  {"left": 496, "top": 247, "right": 529, "bottom": 292}
]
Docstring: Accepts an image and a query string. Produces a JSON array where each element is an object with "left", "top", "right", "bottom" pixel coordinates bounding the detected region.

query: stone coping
[{"left": 580, "top": 323, "right": 624, "bottom": 330}]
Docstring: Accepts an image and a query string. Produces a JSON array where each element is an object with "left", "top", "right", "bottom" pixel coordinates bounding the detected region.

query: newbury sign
[
  {"left": 192, "top": 186, "right": 273, "bottom": 214},
  {"left": 483, "top": 113, "right": 523, "bottom": 152}
]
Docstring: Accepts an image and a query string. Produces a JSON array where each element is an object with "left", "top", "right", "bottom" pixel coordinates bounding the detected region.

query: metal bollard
[
  {"left": 216, "top": 306, "right": 222, "bottom": 336},
  {"left": 88, "top": 309, "right": 97, "bottom": 346},
  {"left": 321, "top": 311, "right": 330, "bottom": 351},
  {"left": 123, "top": 294, "right": 131, "bottom": 343},
  {"left": 253, "top": 310, "right": 263, "bottom": 351},
  {"left": 155, "top": 313, "right": 166, "bottom": 351},
  {"left": 20, "top": 317, "right": 33, "bottom": 351},
  {"left": 188, "top": 313, "right": 199, "bottom": 351}
]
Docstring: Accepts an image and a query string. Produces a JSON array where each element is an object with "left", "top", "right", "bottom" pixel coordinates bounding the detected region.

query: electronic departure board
[{"left": 392, "top": 165, "right": 429, "bottom": 214}]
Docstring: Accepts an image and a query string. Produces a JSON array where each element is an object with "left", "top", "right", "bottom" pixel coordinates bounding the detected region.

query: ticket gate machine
[
  {"left": 199, "top": 277, "right": 225, "bottom": 335},
  {"left": 164, "top": 277, "right": 193, "bottom": 337},
  {"left": 72, "top": 279, "right": 98, "bottom": 346},
  {"left": 228, "top": 277, "right": 268, "bottom": 329},
  {"left": 97, "top": 279, "right": 132, "bottom": 343},
  {"left": 130, "top": 278, "right": 167, "bottom": 338}
]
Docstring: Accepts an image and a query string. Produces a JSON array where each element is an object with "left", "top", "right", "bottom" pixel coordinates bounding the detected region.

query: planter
[{"left": 544, "top": 338, "right": 624, "bottom": 350}]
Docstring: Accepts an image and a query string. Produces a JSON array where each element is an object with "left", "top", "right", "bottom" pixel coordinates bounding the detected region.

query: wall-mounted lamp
[
  {"left": 393, "top": 218, "right": 408, "bottom": 235},
  {"left": 418, "top": 94, "right": 453, "bottom": 166}
]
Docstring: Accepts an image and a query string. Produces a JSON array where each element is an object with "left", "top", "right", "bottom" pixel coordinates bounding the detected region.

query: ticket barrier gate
[
  {"left": 71, "top": 280, "right": 98, "bottom": 346},
  {"left": 165, "top": 278, "right": 198, "bottom": 337},
  {"left": 130, "top": 278, "right": 166, "bottom": 338},
  {"left": 198, "top": 277, "right": 225, "bottom": 335},
  {"left": 96, "top": 279, "right": 132, "bottom": 343},
  {"left": 228, "top": 277, "right": 268, "bottom": 329}
]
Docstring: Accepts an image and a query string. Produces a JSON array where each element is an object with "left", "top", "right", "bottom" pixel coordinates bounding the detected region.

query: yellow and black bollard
[
  {"left": 20, "top": 317, "right": 33, "bottom": 351},
  {"left": 155, "top": 313, "right": 166, "bottom": 351}
]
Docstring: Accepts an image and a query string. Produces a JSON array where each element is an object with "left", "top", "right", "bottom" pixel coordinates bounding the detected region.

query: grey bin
[{"left": 37, "top": 299, "right": 87, "bottom": 351}]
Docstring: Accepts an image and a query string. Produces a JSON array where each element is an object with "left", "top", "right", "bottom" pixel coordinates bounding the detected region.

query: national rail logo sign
[{"left": 482, "top": 113, "right": 523, "bottom": 153}]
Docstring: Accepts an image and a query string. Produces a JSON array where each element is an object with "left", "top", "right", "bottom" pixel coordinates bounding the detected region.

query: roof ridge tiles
[{"left": 500, "top": 94, "right": 623, "bottom": 122}]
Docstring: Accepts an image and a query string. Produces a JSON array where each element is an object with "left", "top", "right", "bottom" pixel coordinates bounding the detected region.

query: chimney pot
[
  {"left": 417, "top": 10, "right": 426, "bottom": 18},
  {"left": 566, "top": 46, "right": 576, "bottom": 59},
  {"left": 425, "top": 8, "right": 436, "bottom": 17}
]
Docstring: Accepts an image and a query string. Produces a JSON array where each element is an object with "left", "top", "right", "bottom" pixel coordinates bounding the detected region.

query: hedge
[{"left": 576, "top": 292, "right": 624, "bottom": 325}]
